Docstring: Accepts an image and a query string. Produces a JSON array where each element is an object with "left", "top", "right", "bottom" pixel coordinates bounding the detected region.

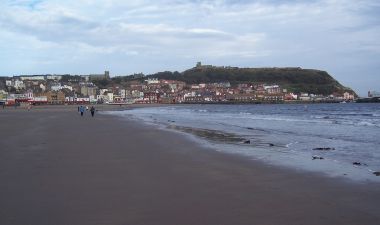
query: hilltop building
[
  {"left": 46, "top": 75, "right": 62, "bottom": 81},
  {"left": 89, "top": 71, "right": 110, "bottom": 81},
  {"left": 19, "top": 75, "right": 45, "bottom": 81}
]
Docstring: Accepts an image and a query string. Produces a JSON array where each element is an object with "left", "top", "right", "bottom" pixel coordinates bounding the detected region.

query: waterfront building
[
  {"left": 0, "top": 90, "right": 8, "bottom": 101},
  {"left": 44, "top": 91, "right": 65, "bottom": 104},
  {"left": 284, "top": 93, "right": 298, "bottom": 100},
  {"left": 264, "top": 85, "right": 281, "bottom": 94},
  {"left": 26, "top": 90, "right": 34, "bottom": 99},
  {"left": 368, "top": 91, "right": 380, "bottom": 98},
  {"left": 107, "top": 93, "right": 114, "bottom": 102},
  {"left": 75, "top": 97, "right": 90, "bottom": 103},
  {"left": 32, "top": 96, "right": 48, "bottom": 104},
  {"left": 96, "top": 95, "right": 109, "bottom": 103},
  {"left": 131, "top": 90, "right": 143, "bottom": 98},
  {"left": 80, "top": 85, "right": 97, "bottom": 97},
  {"left": 264, "top": 93, "right": 284, "bottom": 102},
  {"left": 343, "top": 92, "right": 355, "bottom": 100},
  {"left": 299, "top": 93, "right": 311, "bottom": 101},
  {"left": 119, "top": 89, "right": 126, "bottom": 99},
  {"left": 184, "top": 96, "right": 204, "bottom": 103},
  {"left": 143, "top": 92, "right": 161, "bottom": 103},
  {"left": 89, "top": 95, "right": 97, "bottom": 103},
  {"left": 226, "top": 94, "right": 256, "bottom": 102}
]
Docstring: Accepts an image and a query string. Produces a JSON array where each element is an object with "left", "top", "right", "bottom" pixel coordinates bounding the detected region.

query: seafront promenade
[{"left": 0, "top": 106, "right": 379, "bottom": 225}]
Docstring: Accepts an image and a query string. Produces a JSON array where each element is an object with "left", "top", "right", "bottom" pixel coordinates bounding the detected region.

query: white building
[
  {"left": 51, "top": 85, "right": 63, "bottom": 92},
  {"left": 5, "top": 79, "right": 26, "bottom": 89},
  {"left": 40, "top": 83, "right": 46, "bottom": 92},
  {"left": 131, "top": 90, "right": 144, "bottom": 98},
  {"left": 119, "top": 89, "right": 126, "bottom": 99},
  {"left": 5, "top": 80, "right": 13, "bottom": 87},
  {"left": 99, "top": 89, "right": 108, "bottom": 95},
  {"left": 19, "top": 76, "right": 45, "bottom": 81},
  {"left": 46, "top": 75, "right": 62, "bottom": 80},
  {"left": 26, "top": 90, "right": 34, "bottom": 99},
  {"left": 65, "top": 96, "right": 75, "bottom": 103},
  {"left": 76, "top": 97, "right": 90, "bottom": 103},
  {"left": 299, "top": 93, "right": 311, "bottom": 101},
  {"left": 343, "top": 92, "right": 355, "bottom": 100},
  {"left": 96, "top": 95, "right": 109, "bottom": 103},
  {"left": 14, "top": 80, "right": 25, "bottom": 89},
  {"left": 146, "top": 78, "right": 159, "bottom": 84},
  {"left": 264, "top": 85, "right": 281, "bottom": 94},
  {"left": 107, "top": 93, "right": 114, "bottom": 102},
  {"left": 63, "top": 85, "right": 73, "bottom": 91},
  {"left": 89, "top": 95, "right": 97, "bottom": 103}
]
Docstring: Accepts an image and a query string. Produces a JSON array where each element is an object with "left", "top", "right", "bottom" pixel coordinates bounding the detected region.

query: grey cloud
[{"left": 0, "top": 0, "right": 379, "bottom": 96}]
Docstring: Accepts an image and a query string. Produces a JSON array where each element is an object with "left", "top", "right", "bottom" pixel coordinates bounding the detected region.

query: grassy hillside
[{"left": 149, "top": 67, "right": 354, "bottom": 95}]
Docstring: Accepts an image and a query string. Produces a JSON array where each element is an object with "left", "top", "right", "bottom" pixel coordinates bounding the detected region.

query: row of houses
[{"left": 0, "top": 87, "right": 356, "bottom": 106}]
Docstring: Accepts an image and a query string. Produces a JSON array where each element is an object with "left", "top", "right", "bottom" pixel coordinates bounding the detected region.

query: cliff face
[{"left": 151, "top": 66, "right": 355, "bottom": 96}]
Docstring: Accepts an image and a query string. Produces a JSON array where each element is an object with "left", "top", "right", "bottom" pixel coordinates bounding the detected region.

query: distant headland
[{"left": 0, "top": 62, "right": 365, "bottom": 105}]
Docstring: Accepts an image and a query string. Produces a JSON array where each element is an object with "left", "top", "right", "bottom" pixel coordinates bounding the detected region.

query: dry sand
[{"left": 0, "top": 105, "right": 379, "bottom": 225}]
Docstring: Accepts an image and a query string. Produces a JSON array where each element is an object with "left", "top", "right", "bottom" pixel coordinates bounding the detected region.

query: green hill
[{"left": 148, "top": 66, "right": 354, "bottom": 96}]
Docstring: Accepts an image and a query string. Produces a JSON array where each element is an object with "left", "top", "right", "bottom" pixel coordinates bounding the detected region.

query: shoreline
[
  {"left": 107, "top": 104, "right": 380, "bottom": 183},
  {"left": 1, "top": 106, "right": 380, "bottom": 224}
]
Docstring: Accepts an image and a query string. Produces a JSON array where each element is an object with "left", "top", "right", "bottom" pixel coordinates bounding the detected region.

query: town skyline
[
  {"left": 1, "top": 0, "right": 379, "bottom": 97},
  {"left": 1, "top": 65, "right": 360, "bottom": 107},
  {"left": 0, "top": 63, "right": 372, "bottom": 98}
]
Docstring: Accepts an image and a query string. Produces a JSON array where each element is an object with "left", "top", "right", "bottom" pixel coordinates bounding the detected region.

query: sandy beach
[{"left": 0, "top": 105, "right": 379, "bottom": 225}]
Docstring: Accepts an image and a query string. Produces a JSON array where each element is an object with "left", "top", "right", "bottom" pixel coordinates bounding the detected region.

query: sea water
[{"left": 107, "top": 103, "right": 380, "bottom": 182}]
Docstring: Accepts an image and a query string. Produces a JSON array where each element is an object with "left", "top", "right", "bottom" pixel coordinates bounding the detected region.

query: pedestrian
[
  {"left": 80, "top": 105, "right": 85, "bottom": 116},
  {"left": 90, "top": 106, "right": 95, "bottom": 117}
]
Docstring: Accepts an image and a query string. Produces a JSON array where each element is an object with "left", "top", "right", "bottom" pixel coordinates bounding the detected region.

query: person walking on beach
[
  {"left": 79, "top": 105, "right": 85, "bottom": 116},
  {"left": 90, "top": 106, "right": 95, "bottom": 117}
]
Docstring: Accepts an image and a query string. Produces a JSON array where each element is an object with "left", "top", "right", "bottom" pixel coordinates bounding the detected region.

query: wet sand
[{"left": 0, "top": 105, "right": 379, "bottom": 225}]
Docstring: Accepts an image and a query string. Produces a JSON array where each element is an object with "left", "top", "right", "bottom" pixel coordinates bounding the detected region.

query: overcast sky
[{"left": 0, "top": 0, "right": 379, "bottom": 96}]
